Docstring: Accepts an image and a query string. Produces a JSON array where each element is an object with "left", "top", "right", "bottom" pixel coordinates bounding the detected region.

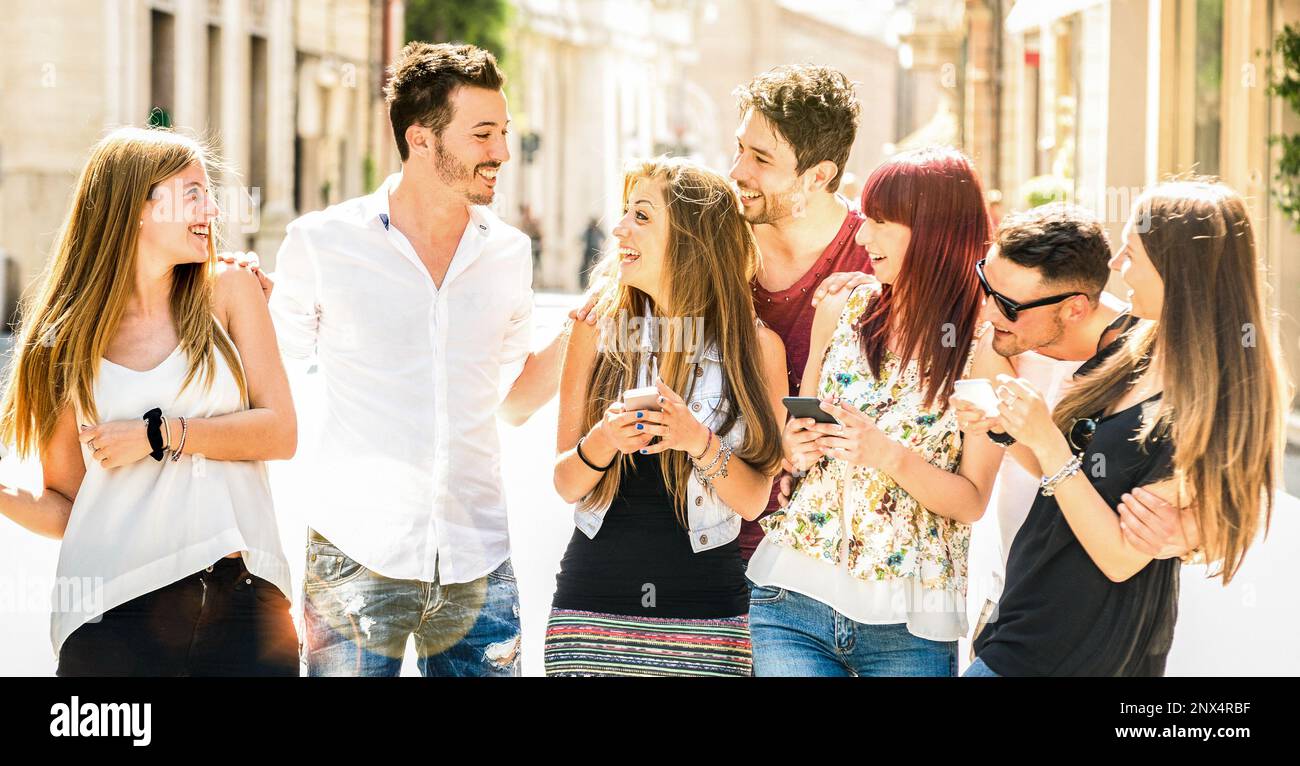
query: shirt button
[
  {"left": 700, "top": 534, "right": 709, "bottom": 545},
  {"left": 691, "top": 402, "right": 702, "bottom": 412},
  {"left": 205, "top": 565, "right": 214, "bottom": 573},
  {"left": 245, "top": 578, "right": 253, "bottom": 585},
  {"left": 695, "top": 496, "right": 703, "bottom": 506},
  {"left": 695, "top": 367, "right": 704, "bottom": 377}
]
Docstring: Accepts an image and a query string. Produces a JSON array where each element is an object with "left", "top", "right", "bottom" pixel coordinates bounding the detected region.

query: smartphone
[
  {"left": 951, "top": 378, "right": 1001, "bottom": 418},
  {"left": 623, "top": 386, "right": 663, "bottom": 412},
  {"left": 782, "top": 396, "right": 840, "bottom": 425}
]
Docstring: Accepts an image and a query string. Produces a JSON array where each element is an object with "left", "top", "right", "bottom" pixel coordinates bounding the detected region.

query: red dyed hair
[{"left": 856, "top": 146, "right": 990, "bottom": 409}]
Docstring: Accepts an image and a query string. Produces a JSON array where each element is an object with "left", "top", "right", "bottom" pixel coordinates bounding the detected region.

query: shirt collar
[{"left": 364, "top": 172, "right": 493, "bottom": 239}]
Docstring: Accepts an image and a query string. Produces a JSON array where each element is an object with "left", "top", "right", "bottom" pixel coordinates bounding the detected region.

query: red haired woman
[{"left": 750, "top": 147, "right": 1012, "bottom": 676}]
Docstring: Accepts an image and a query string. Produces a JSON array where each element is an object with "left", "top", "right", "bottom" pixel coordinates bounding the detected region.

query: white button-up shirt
[{"left": 269, "top": 173, "right": 533, "bottom": 584}]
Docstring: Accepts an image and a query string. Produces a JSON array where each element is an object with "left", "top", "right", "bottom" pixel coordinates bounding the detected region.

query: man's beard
[
  {"left": 743, "top": 186, "right": 795, "bottom": 225},
  {"left": 434, "top": 137, "right": 497, "bottom": 205},
  {"left": 991, "top": 315, "right": 1066, "bottom": 358}
]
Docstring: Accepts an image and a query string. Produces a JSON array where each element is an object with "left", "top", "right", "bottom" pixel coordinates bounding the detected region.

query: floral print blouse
[{"left": 761, "top": 283, "right": 978, "bottom": 598}]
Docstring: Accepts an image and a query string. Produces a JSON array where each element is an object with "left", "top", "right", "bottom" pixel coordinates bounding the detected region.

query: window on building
[
  {"left": 207, "top": 24, "right": 223, "bottom": 154},
  {"left": 249, "top": 34, "right": 269, "bottom": 232},
  {"left": 149, "top": 10, "right": 176, "bottom": 122},
  {"left": 1191, "top": 0, "right": 1223, "bottom": 176}
]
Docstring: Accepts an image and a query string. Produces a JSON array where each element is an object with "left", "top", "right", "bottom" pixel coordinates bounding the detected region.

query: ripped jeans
[{"left": 302, "top": 530, "right": 521, "bottom": 677}]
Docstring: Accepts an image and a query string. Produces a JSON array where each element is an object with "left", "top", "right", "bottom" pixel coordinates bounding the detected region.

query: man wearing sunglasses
[{"left": 956, "top": 204, "right": 1200, "bottom": 658}]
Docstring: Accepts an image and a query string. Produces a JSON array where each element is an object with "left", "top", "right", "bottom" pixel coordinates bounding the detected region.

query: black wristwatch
[
  {"left": 987, "top": 430, "right": 1016, "bottom": 447},
  {"left": 143, "top": 408, "right": 166, "bottom": 461}
]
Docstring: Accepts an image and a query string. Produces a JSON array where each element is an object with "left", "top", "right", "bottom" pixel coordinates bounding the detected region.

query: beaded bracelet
[{"left": 1039, "top": 452, "right": 1083, "bottom": 497}]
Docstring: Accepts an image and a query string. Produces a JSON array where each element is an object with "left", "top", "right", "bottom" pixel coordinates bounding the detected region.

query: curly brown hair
[
  {"left": 733, "top": 64, "right": 860, "bottom": 191},
  {"left": 384, "top": 42, "right": 505, "bottom": 161}
]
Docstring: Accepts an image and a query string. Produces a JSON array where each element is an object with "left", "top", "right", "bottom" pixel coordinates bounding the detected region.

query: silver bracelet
[
  {"left": 694, "top": 440, "right": 733, "bottom": 489},
  {"left": 1039, "top": 453, "right": 1084, "bottom": 497},
  {"left": 711, "top": 441, "right": 733, "bottom": 480},
  {"left": 693, "top": 432, "right": 724, "bottom": 476}
]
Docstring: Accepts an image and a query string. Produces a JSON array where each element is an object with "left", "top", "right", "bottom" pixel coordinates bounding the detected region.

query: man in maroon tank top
[{"left": 728, "top": 65, "right": 875, "bottom": 560}]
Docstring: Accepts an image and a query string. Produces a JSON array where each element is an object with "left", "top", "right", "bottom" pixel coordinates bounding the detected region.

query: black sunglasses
[
  {"left": 1068, "top": 417, "right": 1097, "bottom": 452},
  {"left": 976, "top": 258, "right": 1087, "bottom": 323}
]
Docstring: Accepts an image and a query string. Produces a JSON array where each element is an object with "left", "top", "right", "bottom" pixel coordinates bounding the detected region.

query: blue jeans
[
  {"left": 748, "top": 582, "right": 957, "bottom": 677},
  {"left": 303, "top": 530, "right": 520, "bottom": 677},
  {"left": 962, "top": 656, "right": 1002, "bottom": 677}
]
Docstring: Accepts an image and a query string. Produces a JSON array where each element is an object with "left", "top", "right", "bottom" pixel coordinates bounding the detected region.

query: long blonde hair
[
  {"left": 1053, "top": 180, "right": 1287, "bottom": 583},
  {"left": 579, "top": 158, "right": 783, "bottom": 524},
  {"left": 0, "top": 127, "right": 246, "bottom": 456}
]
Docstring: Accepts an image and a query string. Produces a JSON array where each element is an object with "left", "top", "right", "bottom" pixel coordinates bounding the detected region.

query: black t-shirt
[
  {"left": 973, "top": 390, "right": 1179, "bottom": 676},
  {"left": 552, "top": 452, "right": 750, "bottom": 619}
]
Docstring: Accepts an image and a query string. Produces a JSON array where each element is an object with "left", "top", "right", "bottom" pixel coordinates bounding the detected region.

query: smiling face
[
  {"left": 729, "top": 109, "right": 805, "bottom": 225},
  {"left": 613, "top": 178, "right": 669, "bottom": 297},
  {"left": 979, "top": 245, "right": 1079, "bottom": 356},
  {"left": 139, "top": 161, "right": 219, "bottom": 267},
  {"left": 1111, "top": 213, "right": 1165, "bottom": 319},
  {"left": 854, "top": 214, "right": 911, "bottom": 284},
  {"left": 409, "top": 85, "right": 510, "bottom": 205}
]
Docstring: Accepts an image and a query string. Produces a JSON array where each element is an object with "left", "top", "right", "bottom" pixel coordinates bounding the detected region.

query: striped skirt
[{"left": 544, "top": 609, "right": 752, "bottom": 677}]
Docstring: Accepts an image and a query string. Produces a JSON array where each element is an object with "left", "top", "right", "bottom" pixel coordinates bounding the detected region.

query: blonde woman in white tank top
[{"left": 0, "top": 127, "right": 298, "bottom": 676}]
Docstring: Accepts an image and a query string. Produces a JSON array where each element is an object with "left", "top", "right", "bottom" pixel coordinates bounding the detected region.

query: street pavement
[{"left": 0, "top": 294, "right": 1296, "bottom": 675}]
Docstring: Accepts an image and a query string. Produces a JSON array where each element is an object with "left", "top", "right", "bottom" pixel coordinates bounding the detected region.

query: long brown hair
[
  {"left": 856, "top": 146, "right": 990, "bottom": 408},
  {"left": 0, "top": 127, "right": 246, "bottom": 456},
  {"left": 578, "top": 158, "right": 783, "bottom": 523},
  {"left": 1053, "top": 180, "right": 1287, "bottom": 583}
]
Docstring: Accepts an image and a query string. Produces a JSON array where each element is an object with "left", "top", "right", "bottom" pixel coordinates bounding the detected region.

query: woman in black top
[
  {"left": 547, "top": 158, "right": 787, "bottom": 676},
  {"left": 964, "top": 180, "right": 1285, "bottom": 676}
]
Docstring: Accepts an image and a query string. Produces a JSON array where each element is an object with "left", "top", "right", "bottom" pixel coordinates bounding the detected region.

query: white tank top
[{"left": 51, "top": 322, "right": 292, "bottom": 657}]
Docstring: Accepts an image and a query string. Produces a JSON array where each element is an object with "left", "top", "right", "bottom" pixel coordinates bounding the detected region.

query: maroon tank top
[{"left": 742, "top": 205, "right": 870, "bottom": 560}]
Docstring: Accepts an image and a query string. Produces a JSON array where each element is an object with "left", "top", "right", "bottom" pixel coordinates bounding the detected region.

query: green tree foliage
[
  {"left": 1269, "top": 24, "right": 1300, "bottom": 232},
  {"left": 405, "top": 0, "right": 510, "bottom": 61}
]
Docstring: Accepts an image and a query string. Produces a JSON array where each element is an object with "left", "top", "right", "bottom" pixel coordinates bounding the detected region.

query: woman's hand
[
  {"left": 811, "top": 397, "right": 903, "bottom": 472},
  {"left": 639, "top": 377, "right": 710, "bottom": 457},
  {"left": 1119, "top": 487, "right": 1202, "bottom": 559},
  {"left": 993, "top": 375, "right": 1061, "bottom": 456},
  {"left": 77, "top": 420, "right": 155, "bottom": 470},
  {"left": 810, "top": 271, "right": 879, "bottom": 308},
  {"left": 782, "top": 416, "right": 824, "bottom": 472},
  {"left": 217, "top": 251, "right": 274, "bottom": 302},
  {"left": 953, "top": 398, "right": 998, "bottom": 436},
  {"left": 594, "top": 401, "right": 661, "bottom": 455}
]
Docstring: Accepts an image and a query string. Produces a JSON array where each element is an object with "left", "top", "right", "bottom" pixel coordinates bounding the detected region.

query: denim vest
[{"left": 574, "top": 327, "right": 747, "bottom": 553}]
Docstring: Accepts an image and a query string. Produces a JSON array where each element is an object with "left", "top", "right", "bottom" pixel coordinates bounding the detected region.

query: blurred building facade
[
  {"left": 959, "top": 0, "right": 1300, "bottom": 435},
  {"left": 0, "top": 0, "right": 405, "bottom": 324},
  {"left": 500, "top": 0, "right": 908, "bottom": 292},
  {"left": 499, "top": 0, "right": 697, "bottom": 292}
]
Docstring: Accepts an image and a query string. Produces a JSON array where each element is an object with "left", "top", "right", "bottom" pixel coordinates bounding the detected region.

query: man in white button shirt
[{"left": 269, "top": 42, "right": 562, "bottom": 676}]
